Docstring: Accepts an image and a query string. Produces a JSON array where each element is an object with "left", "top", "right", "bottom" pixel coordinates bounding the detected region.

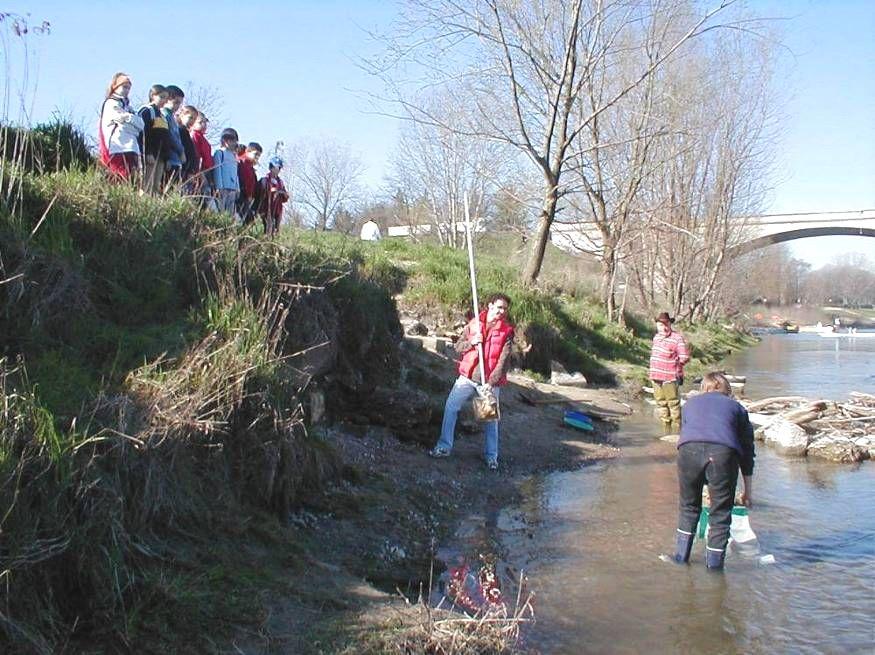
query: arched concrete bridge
[
  {"left": 549, "top": 209, "right": 875, "bottom": 258},
  {"left": 727, "top": 209, "right": 875, "bottom": 257}
]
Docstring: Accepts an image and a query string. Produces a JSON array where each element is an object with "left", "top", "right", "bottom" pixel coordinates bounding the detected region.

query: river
[{"left": 448, "top": 334, "right": 875, "bottom": 654}]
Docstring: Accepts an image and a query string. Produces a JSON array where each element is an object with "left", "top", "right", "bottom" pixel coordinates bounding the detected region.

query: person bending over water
[{"left": 671, "top": 372, "right": 755, "bottom": 570}]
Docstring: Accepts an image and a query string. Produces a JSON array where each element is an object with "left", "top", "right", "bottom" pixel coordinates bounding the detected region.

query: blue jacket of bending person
[{"left": 678, "top": 391, "right": 755, "bottom": 475}]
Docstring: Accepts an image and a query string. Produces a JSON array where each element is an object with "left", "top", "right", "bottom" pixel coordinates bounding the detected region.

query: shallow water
[{"left": 451, "top": 334, "right": 875, "bottom": 654}]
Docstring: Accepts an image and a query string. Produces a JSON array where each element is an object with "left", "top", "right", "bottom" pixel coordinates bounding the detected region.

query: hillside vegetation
[{"left": 0, "top": 162, "right": 751, "bottom": 652}]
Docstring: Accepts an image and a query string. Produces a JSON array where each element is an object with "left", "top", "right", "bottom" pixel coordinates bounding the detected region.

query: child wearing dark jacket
[
  {"left": 237, "top": 142, "right": 262, "bottom": 225},
  {"left": 177, "top": 105, "right": 199, "bottom": 186},
  {"left": 138, "top": 84, "right": 171, "bottom": 195},
  {"left": 162, "top": 85, "right": 186, "bottom": 187},
  {"left": 257, "top": 156, "right": 289, "bottom": 236}
]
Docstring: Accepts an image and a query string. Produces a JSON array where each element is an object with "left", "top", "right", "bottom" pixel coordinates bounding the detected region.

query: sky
[
  {"left": 756, "top": 0, "right": 875, "bottom": 267},
  {"left": 5, "top": 0, "right": 875, "bottom": 268}
]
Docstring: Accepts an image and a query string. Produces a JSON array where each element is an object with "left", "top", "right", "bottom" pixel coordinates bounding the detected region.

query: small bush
[{"left": 0, "top": 119, "right": 92, "bottom": 175}]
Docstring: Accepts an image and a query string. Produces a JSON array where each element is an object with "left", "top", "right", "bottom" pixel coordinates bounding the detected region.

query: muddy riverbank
[
  {"left": 230, "top": 350, "right": 632, "bottom": 653},
  {"left": 228, "top": 333, "right": 875, "bottom": 654}
]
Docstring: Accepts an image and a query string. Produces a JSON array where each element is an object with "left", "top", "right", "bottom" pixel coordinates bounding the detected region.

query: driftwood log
[
  {"left": 778, "top": 401, "right": 828, "bottom": 426},
  {"left": 745, "top": 396, "right": 809, "bottom": 413},
  {"left": 849, "top": 391, "right": 875, "bottom": 405},
  {"left": 742, "top": 392, "right": 875, "bottom": 463}
]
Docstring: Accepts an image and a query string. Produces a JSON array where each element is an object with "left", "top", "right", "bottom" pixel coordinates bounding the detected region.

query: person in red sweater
[
  {"left": 237, "top": 142, "right": 262, "bottom": 225},
  {"left": 649, "top": 312, "right": 691, "bottom": 434},
  {"left": 189, "top": 112, "right": 215, "bottom": 210},
  {"left": 257, "top": 156, "right": 289, "bottom": 236},
  {"left": 429, "top": 293, "right": 515, "bottom": 470}
]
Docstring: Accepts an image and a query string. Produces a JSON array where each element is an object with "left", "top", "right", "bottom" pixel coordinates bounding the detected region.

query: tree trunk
[
  {"left": 601, "top": 240, "right": 617, "bottom": 322},
  {"left": 618, "top": 270, "right": 630, "bottom": 328},
  {"left": 522, "top": 179, "right": 558, "bottom": 285}
]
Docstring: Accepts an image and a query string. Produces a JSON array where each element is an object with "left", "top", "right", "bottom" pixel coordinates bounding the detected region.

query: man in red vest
[{"left": 429, "top": 293, "right": 514, "bottom": 470}]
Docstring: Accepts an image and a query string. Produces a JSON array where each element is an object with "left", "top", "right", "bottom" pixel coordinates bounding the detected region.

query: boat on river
[
  {"left": 818, "top": 331, "right": 875, "bottom": 338},
  {"left": 799, "top": 325, "right": 833, "bottom": 333}
]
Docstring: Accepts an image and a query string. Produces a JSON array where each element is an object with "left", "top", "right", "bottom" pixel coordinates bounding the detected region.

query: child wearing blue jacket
[{"left": 213, "top": 128, "right": 240, "bottom": 217}]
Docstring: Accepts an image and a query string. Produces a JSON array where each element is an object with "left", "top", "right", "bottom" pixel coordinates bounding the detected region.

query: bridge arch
[{"left": 729, "top": 226, "right": 875, "bottom": 258}]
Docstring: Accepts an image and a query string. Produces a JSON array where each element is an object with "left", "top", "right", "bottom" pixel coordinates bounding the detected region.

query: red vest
[{"left": 457, "top": 312, "right": 514, "bottom": 386}]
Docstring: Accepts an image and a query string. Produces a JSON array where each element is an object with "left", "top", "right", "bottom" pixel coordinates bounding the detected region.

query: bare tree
[
  {"left": 722, "top": 244, "right": 811, "bottom": 310},
  {"left": 625, "top": 26, "right": 778, "bottom": 321},
  {"left": 388, "top": 88, "right": 514, "bottom": 247},
  {"left": 805, "top": 253, "right": 875, "bottom": 307},
  {"left": 183, "top": 82, "right": 228, "bottom": 141},
  {"left": 294, "top": 138, "right": 365, "bottom": 231},
  {"left": 560, "top": 8, "right": 668, "bottom": 322},
  {"left": 487, "top": 185, "right": 536, "bottom": 244},
  {"left": 369, "top": 0, "right": 741, "bottom": 284}
]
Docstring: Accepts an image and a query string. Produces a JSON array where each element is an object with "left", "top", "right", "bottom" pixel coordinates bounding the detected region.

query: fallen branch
[
  {"left": 779, "top": 409, "right": 821, "bottom": 426},
  {"left": 816, "top": 415, "right": 875, "bottom": 426},
  {"left": 746, "top": 396, "right": 809, "bottom": 413},
  {"left": 838, "top": 403, "right": 875, "bottom": 418},
  {"left": 779, "top": 401, "right": 828, "bottom": 426}
]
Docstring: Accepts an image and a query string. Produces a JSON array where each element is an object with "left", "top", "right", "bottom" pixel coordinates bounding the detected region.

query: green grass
[{"left": 283, "top": 233, "right": 746, "bottom": 385}]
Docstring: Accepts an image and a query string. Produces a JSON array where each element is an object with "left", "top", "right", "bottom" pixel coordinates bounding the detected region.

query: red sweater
[
  {"left": 649, "top": 330, "right": 690, "bottom": 382},
  {"left": 190, "top": 129, "right": 214, "bottom": 180},
  {"left": 257, "top": 173, "right": 289, "bottom": 219},
  {"left": 237, "top": 155, "right": 257, "bottom": 199}
]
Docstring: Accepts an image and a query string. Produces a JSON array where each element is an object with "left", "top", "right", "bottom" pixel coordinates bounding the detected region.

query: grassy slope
[
  {"left": 0, "top": 168, "right": 752, "bottom": 652},
  {"left": 0, "top": 169, "right": 401, "bottom": 652},
  {"left": 296, "top": 234, "right": 754, "bottom": 385}
]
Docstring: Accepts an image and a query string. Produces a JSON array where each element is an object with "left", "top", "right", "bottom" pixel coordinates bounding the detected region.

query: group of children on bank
[{"left": 98, "top": 72, "right": 288, "bottom": 236}]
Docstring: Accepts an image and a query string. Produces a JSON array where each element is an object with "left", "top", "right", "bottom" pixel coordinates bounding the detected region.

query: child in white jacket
[{"left": 99, "top": 72, "right": 144, "bottom": 180}]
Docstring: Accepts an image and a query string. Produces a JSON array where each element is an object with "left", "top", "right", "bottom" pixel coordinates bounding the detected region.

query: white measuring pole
[{"left": 463, "top": 194, "right": 487, "bottom": 386}]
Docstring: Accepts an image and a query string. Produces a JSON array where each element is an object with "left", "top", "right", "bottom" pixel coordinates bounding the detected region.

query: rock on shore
[
  {"left": 762, "top": 419, "right": 809, "bottom": 456},
  {"left": 807, "top": 436, "right": 870, "bottom": 463}
]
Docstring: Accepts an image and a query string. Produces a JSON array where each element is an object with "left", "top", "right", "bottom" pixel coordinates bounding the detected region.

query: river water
[{"left": 451, "top": 334, "right": 875, "bottom": 654}]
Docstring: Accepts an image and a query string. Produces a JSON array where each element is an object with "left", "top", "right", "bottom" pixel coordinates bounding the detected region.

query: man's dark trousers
[{"left": 677, "top": 442, "right": 739, "bottom": 554}]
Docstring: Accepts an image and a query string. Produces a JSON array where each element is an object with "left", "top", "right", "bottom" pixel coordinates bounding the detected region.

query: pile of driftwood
[{"left": 743, "top": 392, "right": 875, "bottom": 463}]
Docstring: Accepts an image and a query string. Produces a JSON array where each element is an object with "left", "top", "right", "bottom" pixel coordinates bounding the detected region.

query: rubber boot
[
  {"left": 673, "top": 531, "right": 694, "bottom": 564},
  {"left": 705, "top": 547, "right": 726, "bottom": 570}
]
